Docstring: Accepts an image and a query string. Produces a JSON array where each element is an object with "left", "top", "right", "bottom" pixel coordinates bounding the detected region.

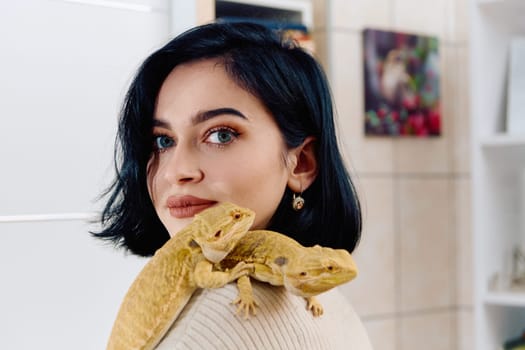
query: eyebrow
[
  {"left": 193, "top": 108, "right": 248, "bottom": 124},
  {"left": 153, "top": 108, "right": 248, "bottom": 128}
]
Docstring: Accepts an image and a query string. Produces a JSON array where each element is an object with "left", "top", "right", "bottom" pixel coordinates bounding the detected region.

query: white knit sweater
[{"left": 156, "top": 281, "right": 372, "bottom": 349}]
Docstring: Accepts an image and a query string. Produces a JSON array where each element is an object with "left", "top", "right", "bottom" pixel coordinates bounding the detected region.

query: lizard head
[
  {"left": 192, "top": 202, "right": 255, "bottom": 263},
  {"left": 281, "top": 246, "right": 358, "bottom": 297}
]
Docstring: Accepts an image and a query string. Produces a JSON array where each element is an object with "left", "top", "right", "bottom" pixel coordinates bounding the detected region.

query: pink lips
[{"left": 166, "top": 195, "right": 217, "bottom": 218}]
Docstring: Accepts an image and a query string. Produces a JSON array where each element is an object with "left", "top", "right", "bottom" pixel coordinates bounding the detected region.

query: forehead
[
  {"left": 160, "top": 59, "right": 240, "bottom": 96},
  {"left": 154, "top": 59, "right": 269, "bottom": 121}
]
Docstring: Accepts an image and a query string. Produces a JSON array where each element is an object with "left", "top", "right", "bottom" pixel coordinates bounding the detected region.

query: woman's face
[{"left": 147, "top": 59, "right": 294, "bottom": 237}]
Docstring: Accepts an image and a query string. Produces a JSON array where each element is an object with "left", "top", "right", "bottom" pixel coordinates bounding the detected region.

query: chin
[{"left": 164, "top": 218, "right": 193, "bottom": 237}]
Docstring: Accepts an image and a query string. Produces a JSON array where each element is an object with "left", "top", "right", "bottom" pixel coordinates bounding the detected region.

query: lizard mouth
[
  {"left": 285, "top": 271, "right": 357, "bottom": 296},
  {"left": 201, "top": 247, "right": 229, "bottom": 263},
  {"left": 199, "top": 205, "right": 255, "bottom": 263}
]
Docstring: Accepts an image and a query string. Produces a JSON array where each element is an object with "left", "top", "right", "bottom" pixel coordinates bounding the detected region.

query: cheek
[
  {"left": 209, "top": 147, "right": 285, "bottom": 189},
  {"left": 146, "top": 157, "right": 160, "bottom": 206},
  {"left": 206, "top": 148, "right": 289, "bottom": 228}
]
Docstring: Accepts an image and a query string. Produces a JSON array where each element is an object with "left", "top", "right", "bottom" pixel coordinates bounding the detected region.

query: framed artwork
[{"left": 363, "top": 28, "right": 441, "bottom": 136}]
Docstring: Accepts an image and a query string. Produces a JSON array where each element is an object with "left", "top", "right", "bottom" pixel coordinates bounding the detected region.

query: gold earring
[{"left": 292, "top": 193, "right": 305, "bottom": 211}]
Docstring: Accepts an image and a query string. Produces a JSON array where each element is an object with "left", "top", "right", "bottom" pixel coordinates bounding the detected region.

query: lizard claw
[{"left": 306, "top": 297, "right": 324, "bottom": 317}]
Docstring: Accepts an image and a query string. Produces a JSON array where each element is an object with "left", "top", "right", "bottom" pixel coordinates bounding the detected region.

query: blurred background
[{"left": 1, "top": 1, "right": 522, "bottom": 349}]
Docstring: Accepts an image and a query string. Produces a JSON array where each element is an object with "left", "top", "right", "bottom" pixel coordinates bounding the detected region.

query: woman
[{"left": 95, "top": 21, "right": 371, "bottom": 349}]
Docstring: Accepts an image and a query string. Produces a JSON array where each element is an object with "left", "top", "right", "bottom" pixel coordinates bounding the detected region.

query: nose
[{"left": 162, "top": 143, "right": 204, "bottom": 185}]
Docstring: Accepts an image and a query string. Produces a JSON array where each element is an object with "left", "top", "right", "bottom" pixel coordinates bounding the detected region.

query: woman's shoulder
[
  {"left": 315, "top": 286, "right": 374, "bottom": 349},
  {"left": 157, "top": 281, "right": 373, "bottom": 349}
]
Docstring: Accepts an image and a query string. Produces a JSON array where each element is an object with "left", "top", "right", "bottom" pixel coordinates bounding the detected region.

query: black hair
[{"left": 93, "top": 21, "right": 361, "bottom": 256}]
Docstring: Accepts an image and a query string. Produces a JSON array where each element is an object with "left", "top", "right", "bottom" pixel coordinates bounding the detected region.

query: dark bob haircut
[{"left": 93, "top": 21, "right": 361, "bottom": 256}]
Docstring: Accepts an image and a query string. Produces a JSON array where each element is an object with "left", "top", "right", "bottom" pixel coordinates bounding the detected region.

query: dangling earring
[{"left": 292, "top": 193, "right": 305, "bottom": 211}]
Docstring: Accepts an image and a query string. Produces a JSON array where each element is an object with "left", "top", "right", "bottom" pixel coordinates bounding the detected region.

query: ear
[{"left": 287, "top": 136, "right": 318, "bottom": 193}]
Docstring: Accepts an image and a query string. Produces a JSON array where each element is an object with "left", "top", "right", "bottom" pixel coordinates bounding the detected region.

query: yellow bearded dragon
[
  {"left": 106, "top": 202, "right": 256, "bottom": 350},
  {"left": 217, "top": 229, "right": 358, "bottom": 318}
]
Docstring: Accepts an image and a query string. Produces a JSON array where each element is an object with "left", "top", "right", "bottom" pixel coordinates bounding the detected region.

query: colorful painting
[{"left": 363, "top": 28, "right": 441, "bottom": 136}]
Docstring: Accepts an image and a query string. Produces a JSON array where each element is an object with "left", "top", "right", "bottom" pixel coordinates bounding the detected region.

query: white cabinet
[
  {"left": 0, "top": 221, "right": 147, "bottom": 349},
  {"left": 0, "top": 0, "right": 169, "bottom": 217},
  {"left": 471, "top": 0, "right": 525, "bottom": 348},
  {"left": 0, "top": 1, "right": 165, "bottom": 348}
]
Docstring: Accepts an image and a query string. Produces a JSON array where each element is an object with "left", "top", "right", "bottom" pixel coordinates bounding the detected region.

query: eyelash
[{"left": 204, "top": 126, "right": 240, "bottom": 147}]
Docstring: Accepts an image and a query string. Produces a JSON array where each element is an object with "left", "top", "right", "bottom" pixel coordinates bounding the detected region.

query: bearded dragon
[
  {"left": 106, "top": 202, "right": 256, "bottom": 350},
  {"left": 216, "top": 229, "right": 358, "bottom": 318}
]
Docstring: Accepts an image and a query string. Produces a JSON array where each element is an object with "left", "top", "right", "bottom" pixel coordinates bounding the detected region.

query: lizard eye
[
  {"left": 327, "top": 266, "right": 334, "bottom": 271},
  {"left": 300, "top": 272, "right": 307, "bottom": 276},
  {"left": 215, "top": 230, "right": 222, "bottom": 238},
  {"left": 234, "top": 213, "right": 241, "bottom": 219}
]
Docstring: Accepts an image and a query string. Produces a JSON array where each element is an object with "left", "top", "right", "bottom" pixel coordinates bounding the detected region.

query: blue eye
[
  {"left": 154, "top": 135, "right": 174, "bottom": 150},
  {"left": 206, "top": 128, "right": 238, "bottom": 145}
]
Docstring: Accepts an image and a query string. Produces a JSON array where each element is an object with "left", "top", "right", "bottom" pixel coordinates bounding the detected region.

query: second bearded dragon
[{"left": 216, "top": 229, "right": 358, "bottom": 318}]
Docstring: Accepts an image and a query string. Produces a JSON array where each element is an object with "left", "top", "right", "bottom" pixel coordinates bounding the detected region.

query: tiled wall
[{"left": 311, "top": 0, "right": 472, "bottom": 349}]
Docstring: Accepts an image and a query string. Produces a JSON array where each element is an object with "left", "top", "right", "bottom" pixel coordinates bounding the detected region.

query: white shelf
[
  {"left": 471, "top": 0, "right": 525, "bottom": 347},
  {"left": 478, "top": 0, "right": 525, "bottom": 7},
  {"left": 481, "top": 134, "right": 525, "bottom": 148},
  {"left": 480, "top": 134, "right": 525, "bottom": 168},
  {"left": 485, "top": 291, "right": 525, "bottom": 307}
]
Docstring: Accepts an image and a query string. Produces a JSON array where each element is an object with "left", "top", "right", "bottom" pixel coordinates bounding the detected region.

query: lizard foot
[
  {"left": 232, "top": 295, "right": 258, "bottom": 319},
  {"left": 306, "top": 296, "right": 324, "bottom": 317}
]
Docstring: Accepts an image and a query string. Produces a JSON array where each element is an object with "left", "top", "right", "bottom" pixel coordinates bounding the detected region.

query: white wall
[{"left": 0, "top": 1, "right": 173, "bottom": 348}]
